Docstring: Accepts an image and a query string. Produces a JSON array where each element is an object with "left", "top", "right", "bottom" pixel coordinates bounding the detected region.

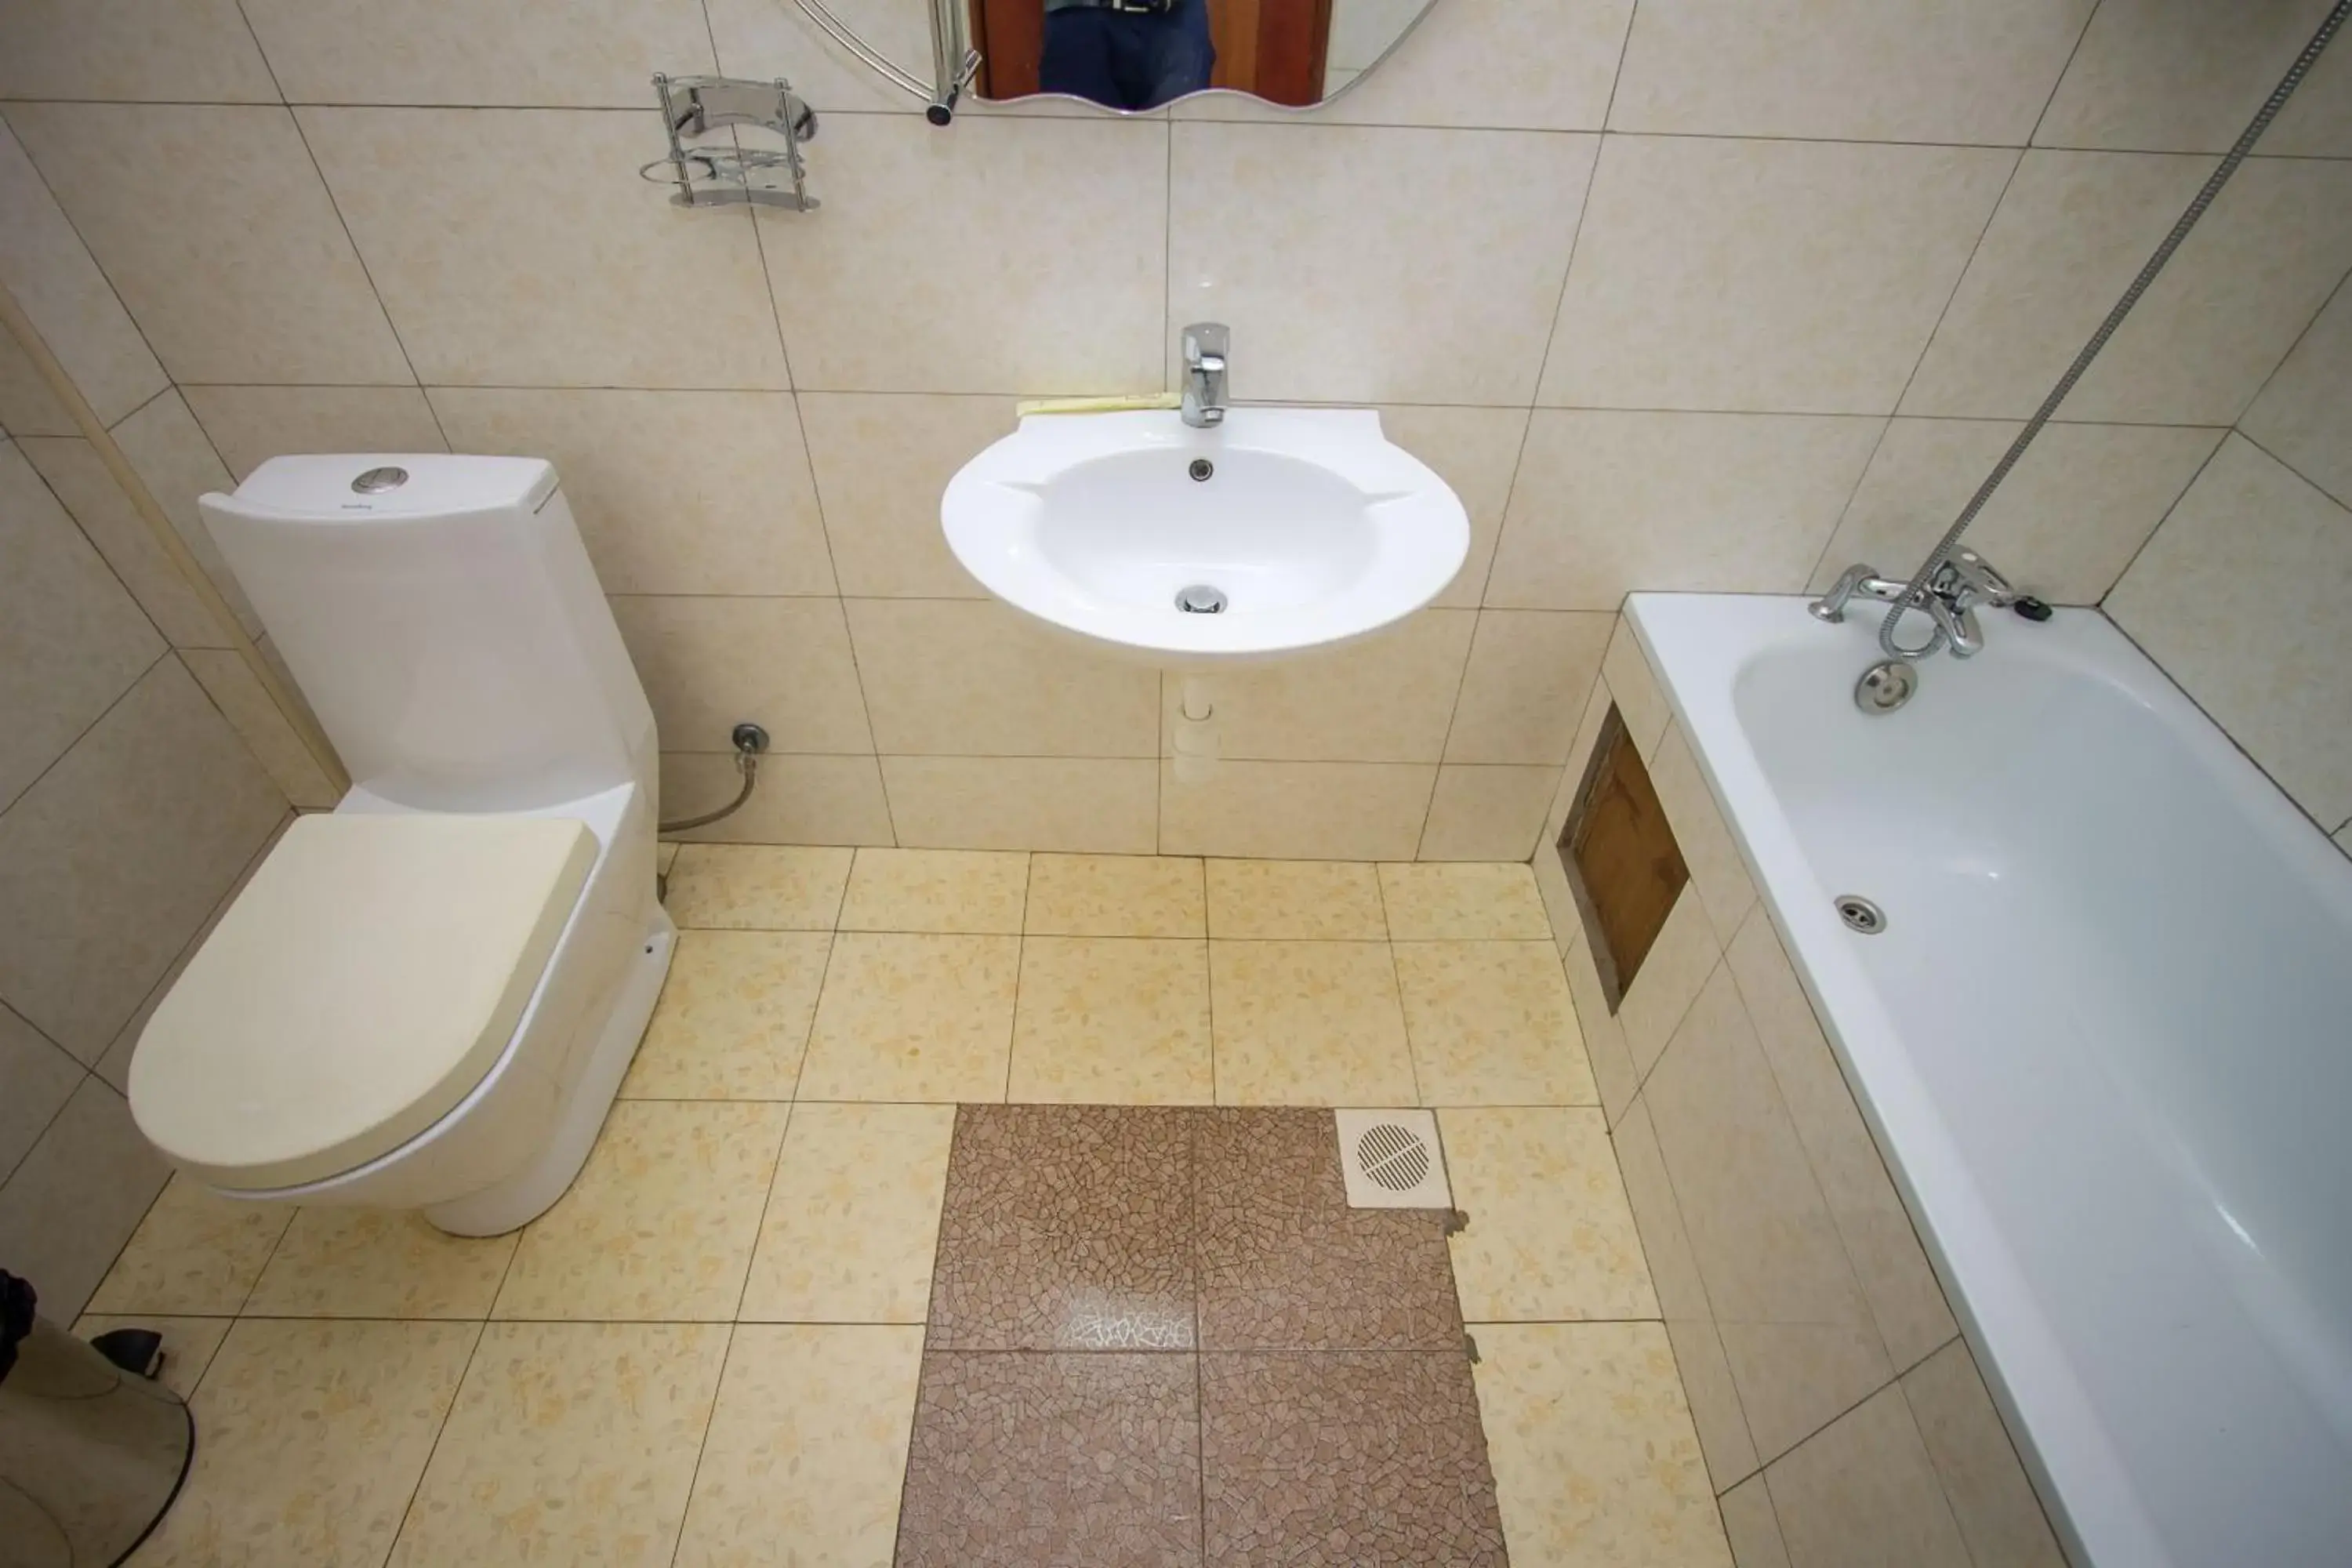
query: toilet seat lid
[{"left": 129, "top": 812, "right": 598, "bottom": 1192}]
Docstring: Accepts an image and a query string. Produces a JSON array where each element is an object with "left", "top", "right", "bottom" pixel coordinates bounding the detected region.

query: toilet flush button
[{"left": 351, "top": 465, "right": 408, "bottom": 494}]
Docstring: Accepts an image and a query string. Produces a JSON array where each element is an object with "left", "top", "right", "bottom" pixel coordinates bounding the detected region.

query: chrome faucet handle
[
  {"left": 1935, "top": 547, "right": 2016, "bottom": 609},
  {"left": 1181, "top": 321, "right": 1229, "bottom": 369},
  {"left": 1809, "top": 563, "right": 1910, "bottom": 622},
  {"left": 1180, "top": 321, "right": 1229, "bottom": 430}
]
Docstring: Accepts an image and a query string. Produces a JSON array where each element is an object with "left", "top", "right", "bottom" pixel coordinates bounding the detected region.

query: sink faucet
[
  {"left": 1810, "top": 547, "right": 2018, "bottom": 659},
  {"left": 1181, "top": 322, "right": 1228, "bottom": 429}
]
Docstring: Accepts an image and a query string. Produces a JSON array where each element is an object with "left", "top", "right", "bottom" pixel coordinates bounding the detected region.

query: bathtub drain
[{"left": 1835, "top": 895, "right": 1887, "bottom": 935}]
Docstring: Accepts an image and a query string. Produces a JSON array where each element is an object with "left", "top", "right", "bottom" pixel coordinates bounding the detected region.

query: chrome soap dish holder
[{"left": 643, "top": 73, "right": 818, "bottom": 212}]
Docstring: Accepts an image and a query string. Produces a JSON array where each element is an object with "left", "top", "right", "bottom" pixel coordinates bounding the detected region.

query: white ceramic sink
[{"left": 940, "top": 408, "right": 1468, "bottom": 664}]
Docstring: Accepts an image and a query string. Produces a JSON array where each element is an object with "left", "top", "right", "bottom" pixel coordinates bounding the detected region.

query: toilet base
[{"left": 422, "top": 909, "right": 678, "bottom": 1237}]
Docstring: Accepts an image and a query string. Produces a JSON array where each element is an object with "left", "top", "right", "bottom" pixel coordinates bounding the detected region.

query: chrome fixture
[
  {"left": 1174, "top": 584, "right": 1228, "bottom": 614},
  {"left": 1818, "top": 0, "right": 2347, "bottom": 673},
  {"left": 644, "top": 74, "right": 819, "bottom": 211},
  {"left": 1853, "top": 659, "right": 1919, "bottom": 716},
  {"left": 1181, "top": 322, "right": 1229, "bottom": 429},
  {"left": 658, "top": 721, "right": 770, "bottom": 835},
  {"left": 1835, "top": 895, "right": 1888, "bottom": 935},
  {"left": 779, "top": 0, "right": 977, "bottom": 124}
]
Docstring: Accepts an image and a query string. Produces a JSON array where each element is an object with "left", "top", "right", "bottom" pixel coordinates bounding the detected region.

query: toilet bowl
[{"left": 125, "top": 455, "right": 675, "bottom": 1236}]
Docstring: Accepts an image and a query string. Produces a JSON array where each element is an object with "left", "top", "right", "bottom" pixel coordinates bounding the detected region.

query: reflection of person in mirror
[{"left": 1039, "top": 0, "right": 1216, "bottom": 111}]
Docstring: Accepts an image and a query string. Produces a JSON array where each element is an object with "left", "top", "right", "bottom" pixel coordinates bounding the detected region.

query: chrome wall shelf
[{"left": 644, "top": 74, "right": 819, "bottom": 211}]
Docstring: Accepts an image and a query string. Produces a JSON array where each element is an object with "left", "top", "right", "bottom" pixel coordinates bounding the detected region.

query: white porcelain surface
[
  {"left": 1628, "top": 590, "right": 2352, "bottom": 1568},
  {"left": 942, "top": 408, "right": 1468, "bottom": 665}
]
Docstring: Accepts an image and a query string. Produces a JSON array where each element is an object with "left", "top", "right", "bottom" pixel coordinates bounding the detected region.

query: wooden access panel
[{"left": 1561, "top": 708, "right": 1690, "bottom": 1010}]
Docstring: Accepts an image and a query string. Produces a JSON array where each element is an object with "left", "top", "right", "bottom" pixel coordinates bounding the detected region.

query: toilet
[{"left": 125, "top": 455, "right": 675, "bottom": 1236}]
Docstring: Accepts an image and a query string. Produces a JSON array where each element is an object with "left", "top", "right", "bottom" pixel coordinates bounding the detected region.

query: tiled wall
[
  {"left": 1, "top": 0, "right": 2347, "bottom": 860},
  {"left": 1533, "top": 622, "right": 2071, "bottom": 1567}
]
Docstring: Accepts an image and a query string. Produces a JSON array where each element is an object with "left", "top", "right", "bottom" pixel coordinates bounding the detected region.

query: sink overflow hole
[
  {"left": 1189, "top": 459, "right": 1214, "bottom": 481},
  {"left": 1175, "top": 584, "right": 1228, "bottom": 614},
  {"left": 1835, "top": 895, "right": 1887, "bottom": 935}
]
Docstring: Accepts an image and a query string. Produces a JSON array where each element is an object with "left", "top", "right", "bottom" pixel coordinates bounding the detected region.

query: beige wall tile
[
  {"left": 1381, "top": 861, "right": 1550, "bottom": 940},
  {"left": 881, "top": 756, "right": 1159, "bottom": 853},
  {"left": 1417, "top": 764, "right": 1559, "bottom": 861},
  {"left": 1312, "top": 0, "right": 1630, "bottom": 129},
  {"left": 1813, "top": 418, "right": 2225, "bottom": 604},
  {"left": 431, "top": 387, "right": 833, "bottom": 595},
  {"left": 0, "top": 1080, "right": 171, "bottom": 1319},
  {"left": 2107, "top": 435, "right": 2352, "bottom": 826},
  {"left": 184, "top": 384, "right": 447, "bottom": 482},
  {"left": 2243, "top": 278, "right": 2352, "bottom": 510},
  {"left": 110, "top": 390, "right": 261, "bottom": 634},
  {"left": 1473, "top": 1322, "right": 1732, "bottom": 1568},
  {"left": 0, "top": 330, "right": 73, "bottom": 437},
  {"left": 37, "top": 435, "right": 230, "bottom": 652},
  {"left": 1616, "top": 887, "right": 1721, "bottom": 1083},
  {"left": 660, "top": 752, "right": 896, "bottom": 846},
  {"left": 1171, "top": 123, "right": 1595, "bottom": 405},
  {"left": 1763, "top": 1385, "right": 1972, "bottom": 1568},
  {"left": 848, "top": 598, "right": 1159, "bottom": 757},
  {"left": 493, "top": 1100, "right": 790, "bottom": 1320},
  {"left": 1446, "top": 610, "right": 1613, "bottom": 765},
  {"left": 0, "top": 0, "right": 278, "bottom": 102},
  {"left": 0, "top": 1004, "right": 80, "bottom": 1181},
  {"left": 1171, "top": 610, "right": 1474, "bottom": 763},
  {"left": 1721, "top": 1474, "right": 1792, "bottom": 1568},
  {"left": 242, "top": 0, "right": 715, "bottom": 106},
  {"left": 1726, "top": 909, "right": 1956, "bottom": 1371},
  {"left": 675, "top": 1324, "right": 926, "bottom": 1568},
  {"left": 0, "top": 441, "right": 163, "bottom": 808},
  {"left": 1901, "top": 1339, "right": 2067, "bottom": 1568},
  {"left": 1396, "top": 940, "right": 1595, "bottom": 1106},
  {"left": 1205, "top": 858, "right": 1386, "bottom": 939},
  {"left": 770, "top": 114, "right": 1165, "bottom": 394},
  {"left": 621, "top": 929, "right": 829, "bottom": 1099},
  {"left": 2034, "top": 0, "right": 2352, "bottom": 155},
  {"left": 612, "top": 594, "right": 873, "bottom": 754},
  {"left": 1444, "top": 1105, "right": 1655, "bottom": 1321},
  {"left": 840, "top": 847, "right": 1029, "bottom": 933},
  {"left": 1566, "top": 926, "right": 1640, "bottom": 1130},
  {"left": 1905, "top": 153, "right": 2352, "bottom": 425},
  {"left": 245, "top": 1209, "right": 517, "bottom": 1319},
  {"left": 86, "top": 1171, "right": 290, "bottom": 1316},
  {"left": 799, "top": 932, "right": 1020, "bottom": 1100},
  {"left": 1028, "top": 852, "right": 1204, "bottom": 937},
  {"left": 1381, "top": 404, "right": 1530, "bottom": 608},
  {"left": 1603, "top": 618, "right": 1674, "bottom": 759},
  {"left": 1611, "top": 0, "right": 2093, "bottom": 144},
  {"left": 181, "top": 648, "right": 339, "bottom": 808},
  {"left": 145, "top": 1319, "right": 476, "bottom": 1568},
  {"left": 799, "top": 391, "right": 1009, "bottom": 597},
  {"left": 11, "top": 106, "right": 410, "bottom": 386},
  {"left": 662, "top": 843, "right": 853, "bottom": 929},
  {"left": 1542, "top": 137, "right": 2013, "bottom": 415},
  {"left": 0, "top": 658, "right": 285, "bottom": 1057},
  {"left": 1011, "top": 936, "right": 1214, "bottom": 1104},
  {"left": 739, "top": 1102, "right": 955, "bottom": 1322},
  {"left": 1163, "top": 760, "right": 1437, "bottom": 860},
  {"left": 1489, "top": 412, "right": 1883, "bottom": 610},
  {"left": 706, "top": 0, "right": 938, "bottom": 114},
  {"left": 0, "top": 125, "right": 170, "bottom": 427},
  {"left": 1208, "top": 938, "right": 1417, "bottom": 1105},
  {"left": 392, "top": 1322, "right": 727, "bottom": 1567},
  {"left": 1650, "top": 724, "right": 1758, "bottom": 947},
  {"left": 301, "top": 107, "right": 787, "bottom": 389}
]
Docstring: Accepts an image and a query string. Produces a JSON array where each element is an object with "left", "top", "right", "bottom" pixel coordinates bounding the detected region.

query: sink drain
[
  {"left": 1175, "top": 584, "right": 1227, "bottom": 614},
  {"left": 1835, "top": 895, "right": 1887, "bottom": 935}
]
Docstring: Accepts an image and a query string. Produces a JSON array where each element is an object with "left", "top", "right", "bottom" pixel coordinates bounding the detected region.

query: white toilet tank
[{"left": 201, "top": 455, "right": 655, "bottom": 812}]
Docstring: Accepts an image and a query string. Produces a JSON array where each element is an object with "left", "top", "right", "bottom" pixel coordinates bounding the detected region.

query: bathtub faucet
[{"left": 1810, "top": 547, "right": 2017, "bottom": 659}]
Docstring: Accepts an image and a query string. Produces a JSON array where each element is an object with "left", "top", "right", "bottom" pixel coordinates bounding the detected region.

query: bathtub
[{"left": 1624, "top": 593, "right": 2352, "bottom": 1568}]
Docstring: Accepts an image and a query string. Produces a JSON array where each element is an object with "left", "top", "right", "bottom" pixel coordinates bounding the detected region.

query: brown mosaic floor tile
[
  {"left": 1200, "top": 1351, "right": 1507, "bottom": 1567},
  {"left": 895, "top": 1350, "right": 1203, "bottom": 1568},
  {"left": 929, "top": 1104, "right": 1196, "bottom": 1349},
  {"left": 1195, "top": 1108, "right": 1463, "bottom": 1352}
]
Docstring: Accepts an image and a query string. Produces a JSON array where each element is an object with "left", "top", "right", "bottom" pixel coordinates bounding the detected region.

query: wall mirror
[{"left": 784, "top": 0, "right": 1439, "bottom": 118}]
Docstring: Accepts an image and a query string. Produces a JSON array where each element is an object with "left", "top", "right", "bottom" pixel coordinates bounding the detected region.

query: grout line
[
  {"left": 2230, "top": 258, "right": 2352, "bottom": 434},
  {"left": 382, "top": 1316, "right": 492, "bottom": 1555},
  {"left": 662, "top": 1320, "right": 738, "bottom": 1568},
  {"left": 100, "top": 383, "right": 173, "bottom": 433},
  {"left": 0, "top": 645, "right": 167, "bottom": 819},
  {"left": 2024, "top": 2, "right": 2107, "bottom": 152}
]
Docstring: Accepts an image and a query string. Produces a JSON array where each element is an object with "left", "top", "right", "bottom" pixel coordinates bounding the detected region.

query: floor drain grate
[{"left": 1334, "top": 1109, "right": 1452, "bottom": 1209}]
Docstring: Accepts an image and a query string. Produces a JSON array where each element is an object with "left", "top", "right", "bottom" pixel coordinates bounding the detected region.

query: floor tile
[
  {"left": 1379, "top": 862, "right": 1555, "bottom": 941},
  {"left": 1443, "top": 1107, "right": 1658, "bottom": 1322},
  {"left": 244, "top": 1209, "right": 517, "bottom": 1319},
  {"left": 1208, "top": 940, "right": 1417, "bottom": 1105},
  {"left": 619, "top": 929, "right": 831, "bottom": 1099},
  {"left": 797, "top": 933, "right": 1020, "bottom": 1102},
  {"left": 1472, "top": 1321, "right": 1731, "bottom": 1568},
  {"left": 1200, "top": 1351, "right": 1507, "bottom": 1566},
  {"left": 929, "top": 1104, "right": 1196, "bottom": 1350},
  {"left": 738, "top": 1102, "right": 954, "bottom": 1323},
  {"left": 1396, "top": 939, "right": 1599, "bottom": 1106},
  {"left": 673, "top": 1324, "right": 925, "bottom": 1568},
  {"left": 71, "top": 1312, "right": 231, "bottom": 1399},
  {"left": 389, "top": 1321, "right": 728, "bottom": 1568},
  {"left": 492, "top": 1100, "right": 788, "bottom": 1321},
  {"left": 85, "top": 1173, "right": 292, "bottom": 1316},
  {"left": 896, "top": 1350, "right": 1202, "bottom": 1568},
  {"left": 663, "top": 843, "right": 852, "bottom": 929},
  {"left": 136, "top": 1319, "right": 475, "bottom": 1568},
  {"left": 1010, "top": 936, "right": 1214, "bottom": 1105},
  {"left": 1026, "top": 852, "right": 1206, "bottom": 935},
  {"left": 837, "top": 847, "right": 1029, "bottom": 933},
  {"left": 1196, "top": 1108, "right": 1461, "bottom": 1352},
  {"left": 1204, "top": 858, "right": 1387, "bottom": 939}
]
